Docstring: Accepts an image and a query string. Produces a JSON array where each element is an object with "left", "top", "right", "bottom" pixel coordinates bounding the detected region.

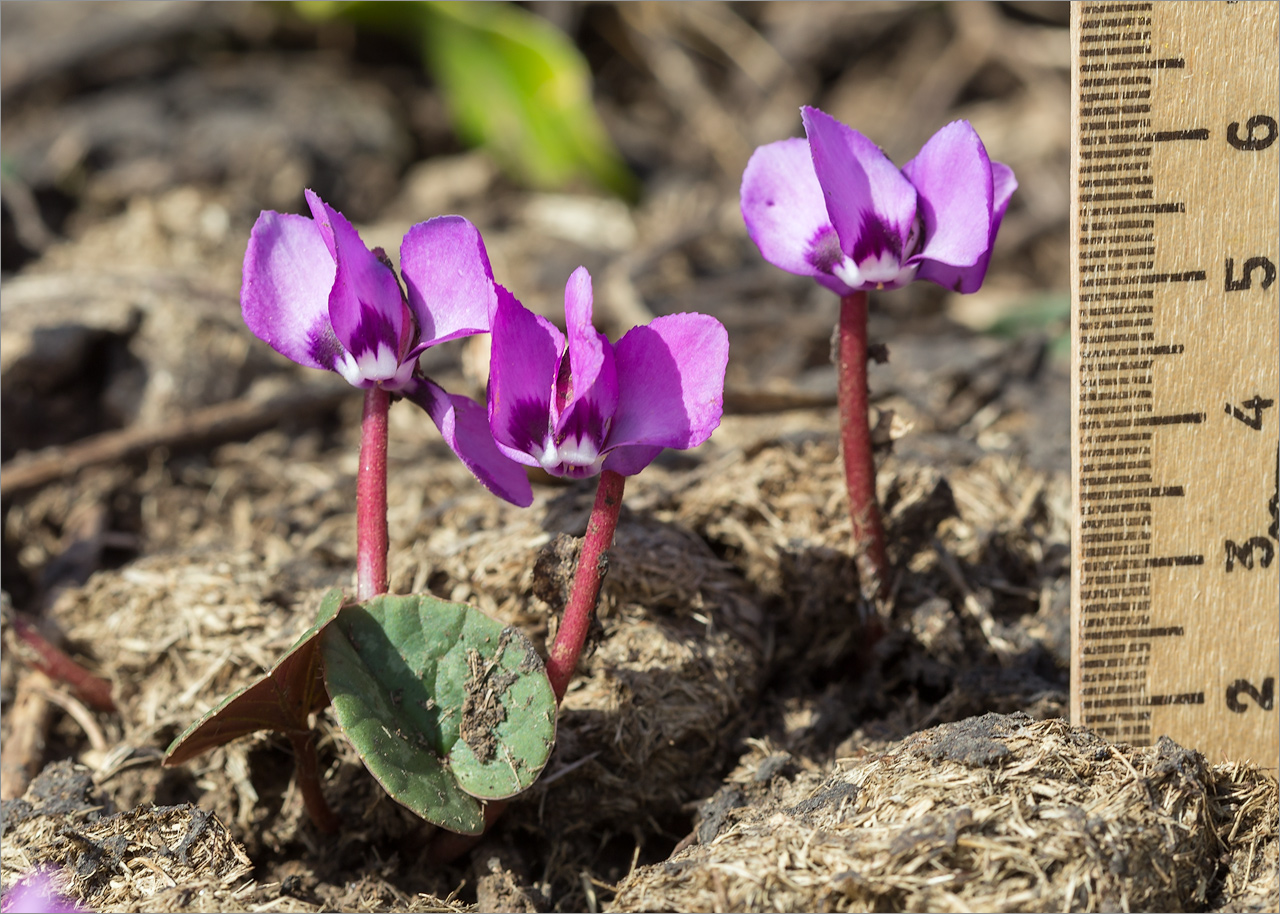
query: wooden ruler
[{"left": 1070, "top": 1, "right": 1279, "bottom": 769}]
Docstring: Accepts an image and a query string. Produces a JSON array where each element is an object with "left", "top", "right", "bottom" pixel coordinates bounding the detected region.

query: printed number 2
[{"left": 1225, "top": 677, "right": 1276, "bottom": 713}]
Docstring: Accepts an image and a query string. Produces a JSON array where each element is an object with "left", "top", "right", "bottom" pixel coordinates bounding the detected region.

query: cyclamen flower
[
  {"left": 1, "top": 868, "right": 89, "bottom": 914},
  {"left": 241, "top": 190, "right": 531, "bottom": 505},
  {"left": 488, "top": 267, "right": 728, "bottom": 479},
  {"left": 741, "top": 106, "right": 1016, "bottom": 296}
]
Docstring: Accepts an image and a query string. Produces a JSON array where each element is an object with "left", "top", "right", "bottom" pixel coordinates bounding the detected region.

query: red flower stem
[
  {"left": 288, "top": 729, "right": 339, "bottom": 834},
  {"left": 287, "top": 386, "right": 388, "bottom": 835},
  {"left": 356, "top": 386, "right": 390, "bottom": 601},
  {"left": 838, "top": 292, "right": 890, "bottom": 599},
  {"left": 546, "top": 469, "right": 626, "bottom": 703},
  {"left": 11, "top": 616, "right": 116, "bottom": 712}
]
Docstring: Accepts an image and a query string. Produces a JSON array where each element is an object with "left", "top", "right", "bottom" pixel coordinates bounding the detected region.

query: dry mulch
[{"left": 2, "top": 3, "right": 1275, "bottom": 912}]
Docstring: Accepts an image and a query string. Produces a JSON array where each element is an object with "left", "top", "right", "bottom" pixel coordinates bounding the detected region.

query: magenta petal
[
  {"left": 607, "top": 313, "right": 728, "bottom": 459},
  {"left": 990, "top": 160, "right": 1018, "bottom": 231},
  {"left": 319, "top": 204, "right": 406, "bottom": 379},
  {"left": 400, "top": 216, "right": 497, "bottom": 346},
  {"left": 1, "top": 868, "right": 88, "bottom": 914},
  {"left": 241, "top": 210, "right": 342, "bottom": 371},
  {"left": 401, "top": 377, "right": 533, "bottom": 507},
  {"left": 304, "top": 189, "right": 338, "bottom": 260},
  {"left": 488, "top": 285, "right": 563, "bottom": 464},
  {"left": 740, "top": 137, "right": 841, "bottom": 284},
  {"left": 601, "top": 444, "right": 663, "bottom": 477},
  {"left": 554, "top": 267, "right": 618, "bottom": 449},
  {"left": 902, "top": 120, "right": 994, "bottom": 274},
  {"left": 802, "top": 106, "right": 918, "bottom": 269},
  {"left": 924, "top": 159, "right": 1019, "bottom": 293}
]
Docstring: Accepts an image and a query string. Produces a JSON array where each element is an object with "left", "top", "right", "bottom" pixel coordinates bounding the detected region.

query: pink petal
[
  {"left": 487, "top": 285, "right": 563, "bottom": 466},
  {"left": 554, "top": 267, "right": 618, "bottom": 452},
  {"left": 1, "top": 868, "right": 89, "bottom": 914},
  {"left": 606, "top": 312, "right": 728, "bottom": 463},
  {"left": 921, "top": 159, "right": 1019, "bottom": 294},
  {"left": 241, "top": 210, "right": 342, "bottom": 371},
  {"left": 401, "top": 377, "right": 533, "bottom": 507},
  {"left": 601, "top": 444, "right": 663, "bottom": 477},
  {"left": 991, "top": 160, "right": 1018, "bottom": 231},
  {"left": 317, "top": 198, "right": 408, "bottom": 377},
  {"left": 305, "top": 189, "right": 338, "bottom": 260},
  {"left": 801, "top": 106, "right": 918, "bottom": 274},
  {"left": 740, "top": 136, "right": 842, "bottom": 288},
  {"left": 399, "top": 216, "right": 497, "bottom": 347},
  {"left": 902, "top": 120, "right": 995, "bottom": 277}
]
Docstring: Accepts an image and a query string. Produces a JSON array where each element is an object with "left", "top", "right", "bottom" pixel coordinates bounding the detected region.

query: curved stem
[
  {"left": 357, "top": 386, "right": 390, "bottom": 601},
  {"left": 838, "top": 292, "right": 890, "bottom": 599},
  {"left": 10, "top": 616, "right": 115, "bottom": 712},
  {"left": 546, "top": 470, "right": 626, "bottom": 703},
  {"left": 288, "top": 729, "right": 339, "bottom": 834}
]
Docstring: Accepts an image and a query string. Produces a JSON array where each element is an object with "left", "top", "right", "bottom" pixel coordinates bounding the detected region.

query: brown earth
[{"left": 2, "top": 3, "right": 1275, "bottom": 912}]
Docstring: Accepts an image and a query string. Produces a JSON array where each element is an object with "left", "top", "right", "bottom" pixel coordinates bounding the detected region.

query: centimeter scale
[{"left": 1070, "top": 1, "right": 1278, "bottom": 769}]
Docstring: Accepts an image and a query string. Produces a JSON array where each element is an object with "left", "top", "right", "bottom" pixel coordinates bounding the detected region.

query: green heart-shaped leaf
[
  {"left": 321, "top": 593, "right": 556, "bottom": 834},
  {"left": 164, "top": 588, "right": 345, "bottom": 766}
]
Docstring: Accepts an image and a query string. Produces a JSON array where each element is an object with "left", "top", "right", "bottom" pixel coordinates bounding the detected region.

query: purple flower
[
  {"left": 241, "top": 190, "right": 532, "bottom": 506},
  {"left": 741, "top": 106, "right": 1016, "bottom": 295},
  {"left": 487, "top": 267, "right": 728, "bottom": 479},
  {"left": 2, "top": 868, "right": 89, "bottom": 914}
]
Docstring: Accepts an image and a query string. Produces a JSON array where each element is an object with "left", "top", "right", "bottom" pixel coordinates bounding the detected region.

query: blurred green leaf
[
  {"left": 983, "top": 293, "right": 1071, "bottom": 359},
  {"left": 294, "top": 0, "right": 637, "bottom": 199}
]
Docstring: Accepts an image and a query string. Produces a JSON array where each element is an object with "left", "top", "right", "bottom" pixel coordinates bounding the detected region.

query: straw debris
[{"left": 610, "top": 714, "right": 1279, "bottom": 913}]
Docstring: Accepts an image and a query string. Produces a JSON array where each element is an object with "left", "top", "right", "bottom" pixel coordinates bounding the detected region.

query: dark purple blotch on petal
[
  {"left": 502, "top": 395, "right": 553, "bottom": 463},
  {"left": 341, "top": 308, "right": 402, "bottom": 361},
  {"left": 807, "top": 225, "right": 844, "bottom": 274},
  {"left": 305, "top": 324, "right": 343, "bottom": 372},
  {"left": 555, "top": 400, "right": 609, "bottom": 451}
]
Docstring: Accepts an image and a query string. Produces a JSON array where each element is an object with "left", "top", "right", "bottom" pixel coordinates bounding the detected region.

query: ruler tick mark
[
  {"left": 1150, "top": 129, "right": 1210, "bottom": 141},
  {"left": 1133, "top": 412, "right": 1205, "bottom": 426}
]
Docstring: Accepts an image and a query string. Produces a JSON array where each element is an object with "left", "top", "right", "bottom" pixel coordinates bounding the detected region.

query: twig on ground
[
  {"left": 33, "top": 681, "right": 109, "bottom": 756},
  {"left": 0, "top": 670, "right": 57, "bottom": 800},
  {"left": 0, "top": 381, "right": 351, "bottom": 500},
  {"left": 0, "top": 499, "right": 115, "bottom": 798}
]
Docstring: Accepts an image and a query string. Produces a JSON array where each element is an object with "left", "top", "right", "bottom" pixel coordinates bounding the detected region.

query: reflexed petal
[
  {"left": 241, "top": 210, "right": 342, "bottom": 371},
  {"left": 802, "top": 106, "right": 917, "bottom": 270},
  {"left": 401, "top": 377, "right": 533, "bottom": 507},
  {"left": 305, "top": 189, "right": 338, "bottom": 260},
  {"left": 322, "top": 202, "right": 407, "bottom": 381},
  {"left": 555, "top": 267, "right": 618, "bottom": 453},
  {"left": 488, "top": 285, "right": 563, "bottom": 463},
  {"left": 902, "top": 120, "right": 994, "bottom": 272},
  {"left": 991, "top": 161, "right": 1018, "bottom": 232},
  {"left": 916, "top": 159, "right": 1018, "bottom": 293},
  {"left": 912, "top": 148, "right": 1018, "bottom": 294},
  {"left": 740, "top": 137, "right": 840, "bottom": 286},
  {"left": 400, "top": 215, "right": 497, "bottom": 346},
  {"left": 607, "top": 313, "right": 727, "bottom": 454}
]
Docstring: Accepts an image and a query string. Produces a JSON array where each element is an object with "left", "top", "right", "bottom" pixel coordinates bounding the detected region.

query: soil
[{"left": 1, "top": 3, "right": 1275, "bottom": 913}]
